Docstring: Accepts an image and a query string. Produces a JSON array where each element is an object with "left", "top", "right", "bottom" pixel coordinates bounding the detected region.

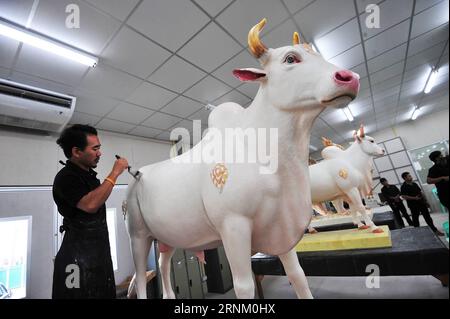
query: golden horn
[
  {"left": 293, "top": 32, "right": 300, "bottom": 45},
  {"left": 303, "top": 43, "right": 313, "bottom": 52},
  {"left": 248, "top": 18, "right": 268, "bottom": 59},
  {"left": 359, "top": 124, "right": 365, "bottom": 138},
  {"left": 322, "top": 137, "right": 333, "bottom": 147}
]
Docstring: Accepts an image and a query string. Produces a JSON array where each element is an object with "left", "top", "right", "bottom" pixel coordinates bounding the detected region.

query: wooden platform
[{"left": 296, "top": 225, "right": 392, "bottom": 252}]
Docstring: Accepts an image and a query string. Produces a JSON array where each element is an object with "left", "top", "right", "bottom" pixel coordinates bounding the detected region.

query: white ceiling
[{"left": 0, "top": 0, "right": 448, "bottom": 148}]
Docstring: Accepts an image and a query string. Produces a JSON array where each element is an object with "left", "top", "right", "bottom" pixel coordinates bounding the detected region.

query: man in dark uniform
[
  {"left": 427, "top": 150, "right": 449, "bottom": 210},
  {"left": 400, "top": 172, "right": 444, "bottom": 236},
  {"left": 52, "top": 124, "right": 129, "bottom": 298},
  {"left": 380, "top": 178, "right": 413, "bottom": 228}
]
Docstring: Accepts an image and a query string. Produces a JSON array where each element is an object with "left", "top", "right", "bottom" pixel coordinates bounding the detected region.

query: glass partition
[{"left": 408, "top": 140, "right": 449, "bottom": 184}]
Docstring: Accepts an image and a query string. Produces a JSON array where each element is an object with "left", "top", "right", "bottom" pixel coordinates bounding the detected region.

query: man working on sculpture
[{"left": 52, "top": 124, "right": 129, "bottom": 298}]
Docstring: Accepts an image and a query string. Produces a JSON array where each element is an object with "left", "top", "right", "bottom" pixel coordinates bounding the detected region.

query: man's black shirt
[
  {"left": 381, "top": 184, "right": 401, "bottom": 205},
  {"left": 52, "top": 160, "right": 106, "bottom": 229},
  {"left": 401, "top": 181, "right": 424, "bottom": 208},
  {"left": 427, "top": 162, "right": 449, "bottom": 196}
]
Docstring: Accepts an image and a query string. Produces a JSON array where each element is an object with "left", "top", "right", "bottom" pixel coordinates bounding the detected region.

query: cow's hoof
[
  {"left": 358, "top": 225, "right": 370, "bottom": 230},
  {"left": 372, "top": 228, "right": 384, "bottom": 233}
]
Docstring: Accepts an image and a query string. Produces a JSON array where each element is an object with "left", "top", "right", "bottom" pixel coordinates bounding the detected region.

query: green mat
[
  {"left": 431, "top": 188, "right": 448, "bottom": 214},
  {"left": 444, "top": 221, "right": 449, "bottom": 242}
]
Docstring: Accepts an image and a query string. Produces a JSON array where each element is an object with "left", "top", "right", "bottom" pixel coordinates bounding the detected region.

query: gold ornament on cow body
[
  {"left": 211, "top": 163, "right": 229, "bottom": 193},
  {"left": 248, "top": 18, "right": 268, "bottom": 58},
  {"left": 339, "top": 169, "right": 348, "bottom": 179}
]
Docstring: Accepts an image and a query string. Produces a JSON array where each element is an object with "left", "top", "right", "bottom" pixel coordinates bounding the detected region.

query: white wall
[
  {"left": 0, "top": 127, "right": 172, "bottom": 186},
  {"left": 371, "top": 109, "right": 449, "bottom": 150}
]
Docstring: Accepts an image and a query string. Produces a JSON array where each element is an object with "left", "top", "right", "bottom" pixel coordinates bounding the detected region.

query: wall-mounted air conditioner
[{"left": 0, "top": 78, "right": 76, "bottom": 133}]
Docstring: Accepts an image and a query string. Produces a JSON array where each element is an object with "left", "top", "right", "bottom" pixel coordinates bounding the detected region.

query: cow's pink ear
[{"left": 233, "top": 68, "right": 266, "bottom": 82}]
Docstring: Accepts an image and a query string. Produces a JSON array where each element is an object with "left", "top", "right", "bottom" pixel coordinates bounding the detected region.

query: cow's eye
[
  {"left": 284, "top": 54, "right": 300, "bottom": 64},
  {"left": 370, "top": 140, "right": 374, "bottom": 143}
]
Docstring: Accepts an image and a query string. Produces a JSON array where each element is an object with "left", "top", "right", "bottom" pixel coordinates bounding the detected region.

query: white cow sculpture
[
  {"left": 318, "top": 138, "right": 349, "bottom": 215},
  {"left": 309, "top": 125, "right": 385, "bottom": 232},
  {"left": 125, "top": 19, "right": 360, "bottom": 299}
]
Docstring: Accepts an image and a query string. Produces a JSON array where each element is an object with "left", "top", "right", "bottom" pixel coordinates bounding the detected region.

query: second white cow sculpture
[
  {"left": 125, "top": 19, "right": 360, "bottom": 299},
  {"left": 310, "top": 125, "right": 385, "bottom": 232}
]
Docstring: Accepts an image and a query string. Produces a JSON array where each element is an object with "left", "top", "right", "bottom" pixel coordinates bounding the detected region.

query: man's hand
[
  {"left": 111, "top": 158, "right": 129, "bottom": 178},
  {"left": 77, "top": 157, "right": 129, "bottom": 214},
  {"left": 427, "top": 175, "right": 449, "bottom": 184}
]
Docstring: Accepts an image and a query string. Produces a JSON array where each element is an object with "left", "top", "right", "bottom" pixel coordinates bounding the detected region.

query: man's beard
[{"left": 92, "top": 158, "right": 100, "bottom": 168}]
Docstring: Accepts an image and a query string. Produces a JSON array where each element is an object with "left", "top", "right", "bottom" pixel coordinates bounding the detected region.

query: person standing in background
[
  {"left": 427, "top": 150, "right": 449, "bottom": 211},
  {"left": 401, "top": 172, "right": 444, "bottom": 236},
  {"left": 380, "top": 178, "right": 413, "bottom": 228}
]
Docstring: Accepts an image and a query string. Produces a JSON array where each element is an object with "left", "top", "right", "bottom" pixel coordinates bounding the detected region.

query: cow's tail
[{"left": 122, "top": 177, "right": 140, "bottom": 221}]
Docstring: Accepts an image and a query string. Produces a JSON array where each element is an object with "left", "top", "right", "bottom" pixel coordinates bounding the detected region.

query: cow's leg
[
  {"left": 332, "top": 198, "right": 346, "bottom": 214},
  {"left": 346, "top": 188, "right": 380, "bottom": 232},
  {"left": 220, "top": 216, "right": 254, "bottom": 299},
  {"left": 278, "top": 248, "right": 313, "bottom": 299},
  {"left": 312, "top": 203, "right": 327, "bottom": 216},
  {"left": 130, "top": 235, "right": 153, "bottom": 299},
  {"left": 158, "top": 245, "right": 176, "bottom": 299},
  {"left": 347, "top": 202, "right": 365, "bottom": 228}
]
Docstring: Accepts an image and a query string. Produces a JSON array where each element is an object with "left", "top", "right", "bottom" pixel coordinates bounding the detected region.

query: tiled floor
[{"left": 206, "top": 212, "right": 449, "bottom": 299}]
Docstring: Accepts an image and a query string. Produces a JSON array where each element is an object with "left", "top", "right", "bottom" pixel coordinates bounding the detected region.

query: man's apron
[{"left": 52, "top": 219, "right": 116, "bottom": 299}]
